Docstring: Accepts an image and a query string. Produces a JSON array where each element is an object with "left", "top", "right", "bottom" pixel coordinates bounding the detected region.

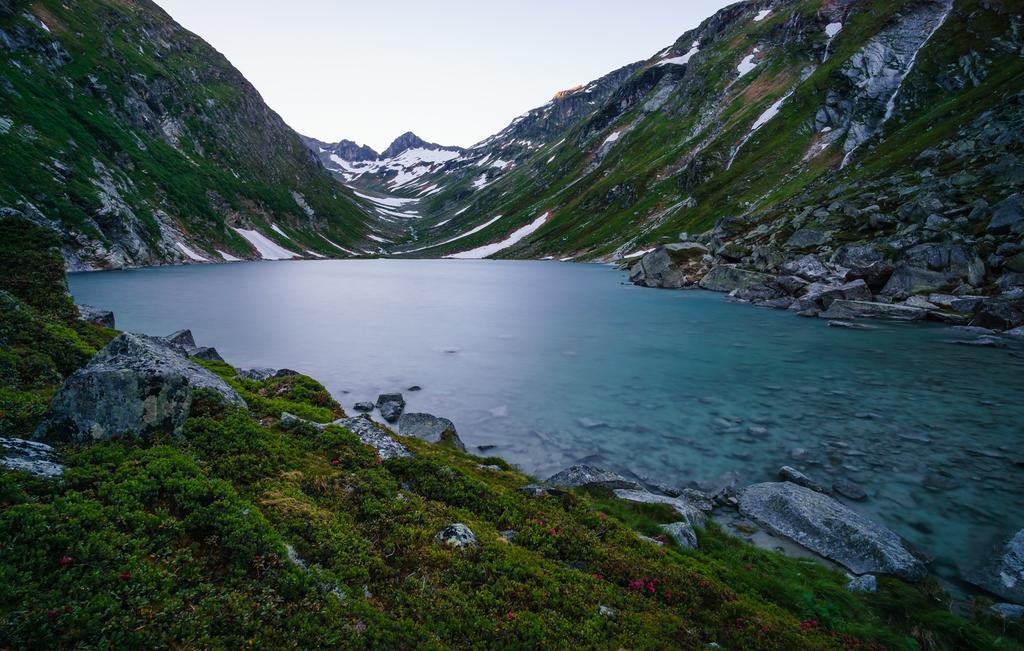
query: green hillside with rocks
[
  {"left": 2, "top": 219, "right": 1023, "bottom": 648},
  {"left": 0, "top": 0, "right": 376, "bottom": 269}
]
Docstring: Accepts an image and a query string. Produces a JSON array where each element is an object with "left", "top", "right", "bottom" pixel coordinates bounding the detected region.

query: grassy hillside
[
  {"left": 0, "top": 0, "right": 374, "bottom": 268},
  {"left": 1, "top": 217, "right": 1021, "bottom": 648}
]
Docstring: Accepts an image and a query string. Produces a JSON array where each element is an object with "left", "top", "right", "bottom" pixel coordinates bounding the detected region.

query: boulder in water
[
  {"left": 376, "top": 393, "right": 406, "bottom": 422},
  {"left": 966, "top": 529, "right": 1024, "bottom": 604},
  {"left": 76, "top": 304, "right": 114, "bottom": 328}
]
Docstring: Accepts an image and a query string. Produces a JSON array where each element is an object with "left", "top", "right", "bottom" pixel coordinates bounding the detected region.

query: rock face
[
  {"left": 546, "top": 465, "right": 642, "bottom": 490},
  {"left": 818, "top": 300, "right": 928, "bottom": 321},
  {"left": 0, "top": 437, "right": 64, "bottom": 478},
  {"left": 435, "top": 523, "right": 477, "bottom": 548},
  {"left": 967, "top": 529, "right": 1024, "bottom": 604},
  {"left": 629, "top": 244, "right": 707, "bottom": 288},
  {"left": 698, "top": 266, "right": 776, "bottom": 293},
  {"left": 36, "top": 333, "right": 246, "bottom": 443},
  {"left": 738, "top": 482, "right": 926, "bottom": 580},
  {"left": 76, "top": 304, "right": 115, "bottom": 329},
  {"left": 398, "top": 413, "right": 466, "bottom": 451},
  {"left": 376, "top": 393, "right": 406, "bottom": 423}
]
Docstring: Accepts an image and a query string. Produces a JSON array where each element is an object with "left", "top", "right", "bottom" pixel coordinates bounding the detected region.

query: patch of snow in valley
[
  {"left": 737, "top": 49, "right": 760, "bottom": 78},
  {"left": 603, "top": 131, "right": 621, "bottom": 145},
  {"left": 367, "top": 234, "right": 391, "bottom": 243},
  {"left": 232, "top": 228, "right": 298, "bottom": 260},
  {"left": 825, "top": 22, "right": 843, "bottom": 38},
  {"left": 455, "top": 206, "right": 471, "bottom": 216},
  {"left": 390, "top": 165, "right": 431, "bottom": 189},
  {"left": 176, "top": 242, "right": 208, "bottom": 262},
  {"left": 753, "top": 9, "right": 771, "bottom": 22},
  {"left": 472, "top": 174, "right": 489, "bottom": 190},
  {"left": 547, "top": 155, "right": 557, "bottom": 164},
  {"left": 352, "top": 190, "right": 418, "bottom": 208},
  {"left": 446, "top": 212, "right": 549, "bottom": 259},
  {"left": 216, "top": 250, "right": 241, "bottom": 262},
  {"left": 304, "top": 250, "right": 326, "bottom": 258},
  {"left": 491, "top": 159, "right": 511, "bottom": 170},
  {"left": 435, "top": 219, "right": 451, "bottom": 227}
]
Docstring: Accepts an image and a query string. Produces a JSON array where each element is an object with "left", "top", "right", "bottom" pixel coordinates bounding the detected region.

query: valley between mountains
[{"left": 6, "top": 0, "right": 1021, "bottom": 331}]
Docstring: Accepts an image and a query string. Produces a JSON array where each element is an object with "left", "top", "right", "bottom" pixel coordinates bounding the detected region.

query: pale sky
[{"left": 155, "top": 0, "right": 737, "bottom": 152}]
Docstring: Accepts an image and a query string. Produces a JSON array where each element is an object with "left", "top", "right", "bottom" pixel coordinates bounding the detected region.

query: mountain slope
[
  {"left": 0, "top": 0, "right": 377, "bottom": 269},
  {"left": 373, "top": 0, "right": 1022, "bottom": 279}
]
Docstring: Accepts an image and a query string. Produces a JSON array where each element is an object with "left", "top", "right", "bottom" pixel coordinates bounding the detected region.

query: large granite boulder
[
  {"left": 435, "top": 523, "right": 477, "bottom": 548},
  {"left": 698, "top": 266, "right": 776, "bottom": 293},
  {"left": 630, "top": 243, "right": 707, "bottom": 288},
  {"left": 738, "top": 482, "right": 926, "bottom": 580},
  {"left": 781, "top": 255, "right": 830, "bottom": 282},
  {"left": 398, "top": 412, "right": 466, "bottom": 451},
  {"left": 785, "top": 229, "right": 831, "bottom": 249},
  {"left": 966, "top": 529, "right": 1024, "bottom": 604},
  {"left": 880, "top": 266, "right": 958, "bottom": 298},
  {"left": 376, "top": 393, "right": 406, "bottom": 423},
  {"left": 35, "top": 333, "right": 246, "bottom": 443},
  {"left": 988, "top": 193, "right": 1024, "bottom": 235},
  {"left": 903, "top": 244, "right": 985, "bottom": 286},
  {"left": 546, "top": 465, "right": 642, "bottom": 490}
]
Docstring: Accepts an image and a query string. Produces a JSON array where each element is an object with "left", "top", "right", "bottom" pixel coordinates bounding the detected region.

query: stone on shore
[
  {"left": 36, "top": 333, "right": 246, "bottom": 443},
  {"left": 819, "top": 300, "right": 928, "bottom": 322},
  {"left": 738, "top": 482, "right": 927, "bottom": 580},
  {"left": 281, "top": 412, "right": 412, "bottom": 460},
  {"left": 76, "top": 304, "right": 115, "bottom": 328},
  {"left": 353, "top": 401, "right": 375, "bottom": 412},
  {"left": 398, "top": 412, "right": 466, "bottom": 451},
  {"left": 376, "top": 393, "right": 406, "bottom": 423},
  {"left": 966, "top": 529, "right": 1024, "bottom": 604},
  {"left": 698, "top": 266, "right": 776, "bottom": 293},
  {"left": 778, "top": 466, "right": 825, "bottom": 493},
  {"left": 546, "top": 464, "right": 642, "bottom": 490}
]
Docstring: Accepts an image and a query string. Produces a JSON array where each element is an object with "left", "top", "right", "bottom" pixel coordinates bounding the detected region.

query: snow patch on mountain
[
  {"left": 446, "top": 212, "right": 549, "bottom": 259},
  {"left": 233, "top": 228, "right": 298, "bottom": 260}
]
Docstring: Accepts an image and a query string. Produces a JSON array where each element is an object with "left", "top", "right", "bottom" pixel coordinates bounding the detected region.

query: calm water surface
[{"left": 69, "top": 259, "right": 1024, "bottom": 585}]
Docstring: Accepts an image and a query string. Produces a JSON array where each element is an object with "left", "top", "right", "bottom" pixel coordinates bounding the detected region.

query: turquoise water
[{"left": 69, "top": 259, "right": 1024, "bottom": 586}]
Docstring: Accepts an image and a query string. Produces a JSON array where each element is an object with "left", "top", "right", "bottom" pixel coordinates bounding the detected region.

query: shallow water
[{"left": 69, "top": 259, "right": 1024, "bottom": 586}]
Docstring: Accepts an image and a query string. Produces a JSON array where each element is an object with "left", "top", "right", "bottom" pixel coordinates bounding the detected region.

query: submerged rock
[
  {"left": 738, "top": 482, "right": 926, "bottom": 580},
  {"left": 36, "top": 333, "right": 246, "bottom": 443},
  {"left": 778, "top": 466, "right": 825, "bottom": 493},
  {"left": 546, "top": 464, "right": 642, "bottom": 490},
  {"left": 0, "top": 437, "right": 64, "bottom": 478},
  {"left": 376, "top": 393, "right": 406, "bottom": 423},
  {"left": 435, "top": 523, "right": 477, "bottom": 548},
  {"left": 398, "top": 412, "right": 465, "bottom": 451},
  {"left": 353, "top": 401, "right": 375, "bottom": 412}
]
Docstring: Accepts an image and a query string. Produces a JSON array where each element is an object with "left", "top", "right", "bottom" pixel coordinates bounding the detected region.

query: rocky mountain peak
[{"left": 381, "top": 131, "right": 449, "bottom": 158}]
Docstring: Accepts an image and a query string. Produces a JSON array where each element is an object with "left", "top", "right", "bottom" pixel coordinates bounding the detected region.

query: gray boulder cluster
[
  {"left": 628, "top": 133, "right": 1024, "bottom": 334},
  {"left": 280, "top": 412, "right": 412, "bottom": 461}
]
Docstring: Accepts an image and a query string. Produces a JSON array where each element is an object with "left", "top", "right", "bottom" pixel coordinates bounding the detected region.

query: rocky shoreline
[
  {"left": 4, "top": 309, "right": 1020, "bottom": 623},
  {"left": 625, "top": 193, "right": 1024, "bottom": 340}
]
